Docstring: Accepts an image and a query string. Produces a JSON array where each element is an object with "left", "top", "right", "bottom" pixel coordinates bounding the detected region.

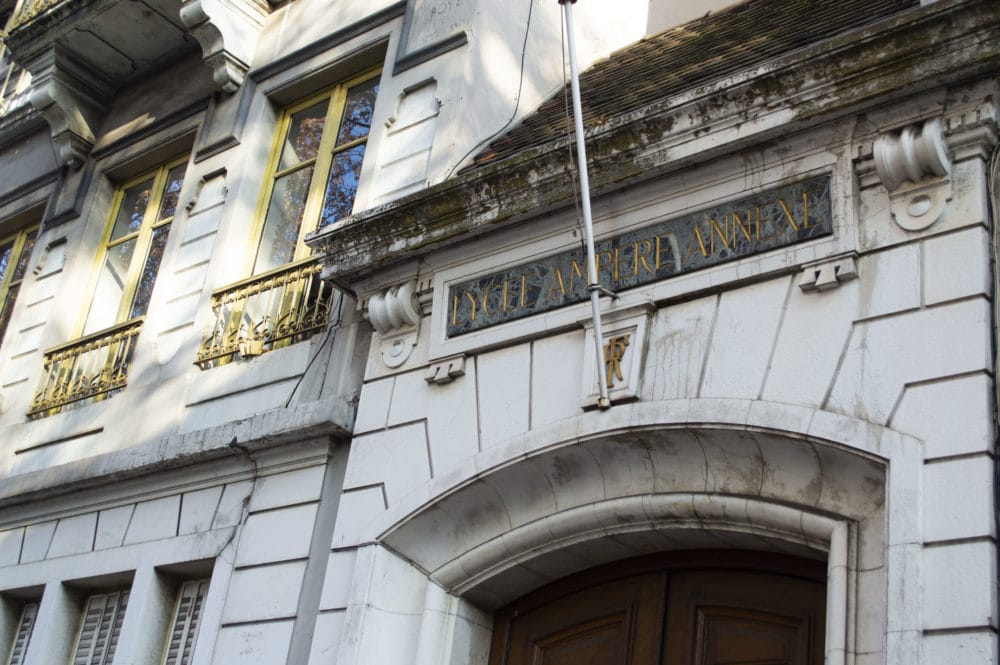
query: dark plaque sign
[{"left": 447, "top": 176, "right": 832, "bottom": 337}]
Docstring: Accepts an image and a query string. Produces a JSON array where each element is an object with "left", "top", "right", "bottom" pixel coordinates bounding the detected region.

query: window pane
[
  {"left": 84, "top": 239, "right": 136, "bottom": 333},
  {"left": 0, "top": 283, "right": 19, "bottom": 344},
  {"left": 0, "top": 240, "right": 13, "bottom": 285},
  {"left": 111, "top": 179, "right": 154, "bottom": 239},
  {"left": 254, "top": 168, "right": 313, "bottom": 273},
  {"left": 157, "top": 165, "right": 186, "bottom": 221},
  {"left": 12, "top": 229, "right": 36, "bottom": 282},
  {"left": 278, "top": 101, "right": 329, "bottom": 171},
  {"left": 128, "top": 223, "right": 170, "bottom": 319},
  {"left": 319, "top": 144, "right": 366, "bottom": 228},
  {"left": 336, "top": 78, "right": 378, "bottom": 146}
]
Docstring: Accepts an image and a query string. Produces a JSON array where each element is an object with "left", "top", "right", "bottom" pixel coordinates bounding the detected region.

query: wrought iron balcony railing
[
  {"left": 5, "top": 0, "right": 60, "bottom": 31},
  {"left": 28, "top": 317, "right": 143, "bottom": 417},
  {"left": 196, "top": 259, "right": 334, "bottom": 369}
]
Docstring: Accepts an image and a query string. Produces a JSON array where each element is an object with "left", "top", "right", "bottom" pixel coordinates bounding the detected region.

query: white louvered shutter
[
  {"left": 5, "top": 602, "right": 38, "bottom": 665},
  {"left": 162, "top": 580, "right": 209, "bottom": 665},
  {"left": 70, "top": 590, "right": 129, "bottom": 665}
]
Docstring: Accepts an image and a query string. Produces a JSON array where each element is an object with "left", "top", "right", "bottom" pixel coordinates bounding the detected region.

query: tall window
[
  {"left": 70, "top": 590, "right": 129, "bottom": 665},
  {"left": 161, "top": 579, "right": 209, "bottom": 665},
  {"left": 83, "top": 158, "right": 186, "bottom": 334},
  {"left": 0, "top": 225, "right": 37, "bottom": 345},
  {"left": 252, "top": 71, "right": 378, "bottom": 274},
  {"left": 4, "top": 601, "right": 37, "bottom": 665}
]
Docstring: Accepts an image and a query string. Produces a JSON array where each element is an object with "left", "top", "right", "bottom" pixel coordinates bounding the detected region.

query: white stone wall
[{"left": 321, "top": 86, "right": 999, "bottom": 665}]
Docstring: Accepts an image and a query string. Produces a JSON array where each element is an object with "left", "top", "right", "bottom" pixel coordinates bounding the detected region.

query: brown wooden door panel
[
  {"left": 663, "top": 570, "right": 824, "bottom": 665},
  {"left": 531, "top": 612, "right": 629, "bottom": 665},
  {"left": 496, "top": 572, "right": 667, "bottom": 665},
  {"left": 490, "top": 552, "right": 826, "bottom": 665}
]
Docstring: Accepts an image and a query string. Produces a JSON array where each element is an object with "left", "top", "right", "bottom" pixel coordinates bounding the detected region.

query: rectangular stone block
[
  {"left": 923, "top": 226, "right": 990, "bottom": 306},
  {"left": 0, "top": 528, "right": 23, "bottom": 566},
  {"left": 477, "top": 344, "right": 530, "bottom": 449},
  {"left": 318, "top": 549, "right": 357, "bottom": 610},
  {"left": 856, "top": 244, "right": 920, "bottom": 318},
  {"left": 923, "top": 541, "right": 997, "bottom": 630},
  {"left": 249, "top": 465, "right": 325, "bottom": 513},
  {"left": 645, "top": 296, "right": 715, "bottom": 401},
  {"left": 701, "top": 277, "right": 790, "bottom": 399},
  {"left": 343, "top": 424, "right": 430, "bottom": 508},
  {"left": 827, "top": 298, "right": 991, "bottom": 424},
  {"left": 235, "top": 504, "right": 318, "bottom": 567},
  {"left": 212, "top": 620, "right": 294, "bottom": 665},
  {"left": 47, "top": 513, "right": 97, "bottom": 559},
  {"left": 923, "top": 630, "right": 997, "bottom": 665},
  {"left": 891, "top": 373, "right": 993, "bottom": 459},
  {"left": 923, "top": 456, "right": 994, "bottom": 542},
  {"left": 123, "top": 496, "right": 180, "bottom": 545},
  {"left": 95, "top": 506, "right": 134, "bottom": 550},
  {"left": 531, "top": 329, "right": 584, "bottom": 428},
  {"left": 308, "top": 610, "right": 346, "bottom": 665},
  {"left": 353, "top": 378, "right": 394, "bottom": 434},
  {"left": 221, "top": 562, "right": 305, "bottom": 623},
  {"left": 19, "top": 522, "right": 55, "bottom": 563},
  {"left": 212, "top": 481, "right": 253, "bottom": 529},
  {"left": 388, "top": 367, "right": 478, "bottom": 477},
  {"left": 178, "top": 487, "right": 223, "bottom": 536}
]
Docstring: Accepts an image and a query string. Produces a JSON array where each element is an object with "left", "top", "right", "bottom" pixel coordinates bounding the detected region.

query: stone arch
[{"left": 378, "top": 399, "right": 919, "bottom": 665}]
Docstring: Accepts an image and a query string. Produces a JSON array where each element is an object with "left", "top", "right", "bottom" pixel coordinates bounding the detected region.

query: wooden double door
[{"left": 489, "top": 552, "right": 826, "bottom": 665}]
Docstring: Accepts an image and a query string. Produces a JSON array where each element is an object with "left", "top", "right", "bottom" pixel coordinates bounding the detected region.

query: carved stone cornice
[
  {"left": 179, "top": 0, "right": 270, "bottom": 93},
  {"left": 944, "top": 103, "right": 1000, "bottom": 163},
  {"left": 23, "top": 47, "right": 112, "bottom": 168},
  {"left": 309, "top": 0, "right": 1000, "bottom": 286}
]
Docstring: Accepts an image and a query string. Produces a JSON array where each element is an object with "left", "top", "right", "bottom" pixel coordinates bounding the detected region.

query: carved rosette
[{"left": 873, "top": 117, "right": 952, "bottom": 231}]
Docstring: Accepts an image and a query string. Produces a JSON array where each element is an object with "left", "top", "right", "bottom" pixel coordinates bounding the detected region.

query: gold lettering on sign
[{"left": 603, "top": 334, "right": 631, "bottom": 389}]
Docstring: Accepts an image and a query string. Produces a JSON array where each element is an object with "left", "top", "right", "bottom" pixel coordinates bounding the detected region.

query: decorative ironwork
[
  {"left": 196, "top": 258, "right": 334, "bottom": 369},
  {"left": 28, "top": 318, "right": 144, "bottom": 417},
  {"left": 6, "top": 0, "right": 63, "bottom": 30},
  {"left": 0, "top": 7, "right": 32, "bottom": 117}
]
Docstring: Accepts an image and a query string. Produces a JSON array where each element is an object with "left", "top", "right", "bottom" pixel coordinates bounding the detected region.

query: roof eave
[{"left": 307, "top": 0, "right": 1000, "bottom": 288}]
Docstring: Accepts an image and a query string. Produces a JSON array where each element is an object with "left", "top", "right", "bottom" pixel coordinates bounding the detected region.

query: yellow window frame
[
  {"left": 0, "top": 222, "right": 38, "bottom": 341},
  {"left": 248, "top": 67, "right": 380, "bottom": 275},
  {"left": 80, "top": 155, "right": 187, "bottom": 336}
]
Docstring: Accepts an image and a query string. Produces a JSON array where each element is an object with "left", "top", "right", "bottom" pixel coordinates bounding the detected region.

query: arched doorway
[{"left": 489, "top": 551, "right": 826, "bottom": 665}]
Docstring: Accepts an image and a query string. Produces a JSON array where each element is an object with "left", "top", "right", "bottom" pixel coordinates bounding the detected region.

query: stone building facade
[{"left": 0, "top": 0, "right": 997, "bottom": 664}]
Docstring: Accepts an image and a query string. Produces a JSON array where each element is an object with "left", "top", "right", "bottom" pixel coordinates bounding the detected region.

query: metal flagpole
[{"left": 559, "top": 0, "right": 612, "bottom": 409}]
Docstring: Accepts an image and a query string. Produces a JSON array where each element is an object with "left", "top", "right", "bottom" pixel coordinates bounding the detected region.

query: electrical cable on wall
[
  {"left": 444, "top": 0, "right": 536, "bottom": 179},
  {"left": 284, "top": 293, "right": 345, "bottom": 408}
]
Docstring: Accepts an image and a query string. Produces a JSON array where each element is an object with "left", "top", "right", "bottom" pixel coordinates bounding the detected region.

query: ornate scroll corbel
[
  {"left": 25, "top": 47, "right": 112, "bottom": 168},
  {"left": 179, "top": 0, "right": 269, "bottom": 93},
  {"left": 365, "top": 280, "right": 424, "bottom": 368},
  {"left": 873, "top": 117, "right": 952, "bottom": 231}
]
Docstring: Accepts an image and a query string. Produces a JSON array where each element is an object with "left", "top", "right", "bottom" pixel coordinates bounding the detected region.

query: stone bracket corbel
[
  {"left": 364, "top": 279, "right": 427, "bottom": 368},
  {"left": 179, "top": 0, "right": 269, "bottom": 93},
  {"left": 24, "top": 47, "right": 112, "bottom": 168},
  {"left": 425, "top": 355, "right": 466, "bottom": 385},
  {"left": 798, "top": 253, "right": 858, "bottom": 293},
  {"left": 873, "top": 117, "right": 952, "bottom": 232}
]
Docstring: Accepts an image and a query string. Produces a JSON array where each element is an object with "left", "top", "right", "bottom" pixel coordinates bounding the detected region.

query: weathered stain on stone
[{"left": 308, "top": 0, "right": 1000, "bottom": 285}]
